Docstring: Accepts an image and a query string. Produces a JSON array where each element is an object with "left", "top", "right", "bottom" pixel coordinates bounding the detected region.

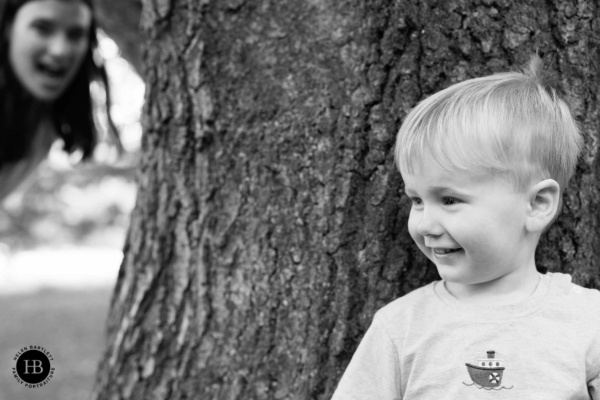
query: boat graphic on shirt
[{"left": 463, "top": 350, "right": 514, "bottom": 390}]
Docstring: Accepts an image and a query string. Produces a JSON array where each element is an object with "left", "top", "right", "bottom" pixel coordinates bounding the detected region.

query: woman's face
[{"left": 8, "top": 0, "right": 92, "bottom": 101}]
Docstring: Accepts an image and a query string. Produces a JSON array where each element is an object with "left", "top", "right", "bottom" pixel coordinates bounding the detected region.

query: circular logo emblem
[{"left": 12, "top": 346, "right": 55, "bottom": 388}]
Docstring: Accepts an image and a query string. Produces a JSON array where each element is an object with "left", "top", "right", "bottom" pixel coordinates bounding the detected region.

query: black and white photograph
[{"left": 0, "top": 0, "right": 598, "bottom": 399}]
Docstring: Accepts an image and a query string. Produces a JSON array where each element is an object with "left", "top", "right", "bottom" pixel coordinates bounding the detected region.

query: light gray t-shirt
[{"left": 332, "top": 272, "right": 600, "bottom": 400}]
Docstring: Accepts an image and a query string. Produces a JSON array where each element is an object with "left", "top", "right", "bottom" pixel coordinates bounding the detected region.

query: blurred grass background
[
  {"left": 0, "top": 288, "right": 111, "bottom": 400},
  {"left": 0, "top": 33, "right": 142, "bottom": 399}
]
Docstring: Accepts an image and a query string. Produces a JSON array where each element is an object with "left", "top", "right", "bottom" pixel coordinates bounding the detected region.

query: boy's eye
[
  {"left": 409, "top": 197, "right": 422, "bottom": 206},
  {"left": 443, "top": 197, "right": 461, "bottom": 205}
]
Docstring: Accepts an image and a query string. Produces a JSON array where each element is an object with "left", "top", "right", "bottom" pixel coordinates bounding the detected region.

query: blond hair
[{"left": 395, "top": 56, "right": 582, "bottom": 192}]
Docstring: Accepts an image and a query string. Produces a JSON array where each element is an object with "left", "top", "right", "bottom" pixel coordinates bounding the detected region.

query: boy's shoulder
[
  {"left": 372, "top": 273, "right": 600, "bottom": 323},
  {"left": 549, "top": 272, "right": 600, "bottom": 307},
  {"left": 375, "top": 281, "right": 438, "bottom": 323}
]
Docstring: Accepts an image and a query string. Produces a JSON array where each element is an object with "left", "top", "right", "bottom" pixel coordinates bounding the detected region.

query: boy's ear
[{"left": 525, "top": 179, "right": 560, "bottom": 233}]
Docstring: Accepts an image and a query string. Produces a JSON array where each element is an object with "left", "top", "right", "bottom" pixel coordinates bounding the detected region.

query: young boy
[{"left": 332, "top": 57, "right": 600, "bottom": 399}]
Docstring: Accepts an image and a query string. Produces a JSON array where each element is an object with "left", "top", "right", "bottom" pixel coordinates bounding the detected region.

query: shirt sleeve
[{"left": 331, "top": 315, "right": 401, "bottom": 400}]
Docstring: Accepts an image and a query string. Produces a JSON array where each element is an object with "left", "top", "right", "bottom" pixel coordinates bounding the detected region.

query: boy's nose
[{"left": 415, "top": 208, "right": 444, "bottom": 237}]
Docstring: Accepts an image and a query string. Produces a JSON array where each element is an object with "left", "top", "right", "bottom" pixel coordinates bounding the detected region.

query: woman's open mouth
[{"left": 36, "top": 61, "right": 69, "bottom": 80}]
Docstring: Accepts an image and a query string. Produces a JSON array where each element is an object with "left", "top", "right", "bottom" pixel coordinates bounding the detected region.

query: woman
[{"left": 0, "top": 0, "right": 121, "bottom": 200}]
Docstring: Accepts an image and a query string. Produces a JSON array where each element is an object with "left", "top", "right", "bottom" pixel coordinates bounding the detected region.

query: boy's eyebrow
[
  {"left": 404, "top": 185, "right": 473, "bottom": 197},
  {"left": 403, "top": 188, "right": 417, "bottom": 196},
  {"left": 431, "top": 186, "right": 475, "bottom": 200},
  {"left": 430, "top": 185, "right": 455, "bottom": 193}
]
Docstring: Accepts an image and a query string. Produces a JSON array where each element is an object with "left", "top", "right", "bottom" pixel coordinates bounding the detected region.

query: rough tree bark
[{"left": 94, "top": 0, "right": 600, "bottom": 399}]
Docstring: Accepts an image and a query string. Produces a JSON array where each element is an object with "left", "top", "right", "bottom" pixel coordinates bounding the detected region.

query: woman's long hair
[{"left": 0, "top": 0, "right": 121, "bottom": 167}]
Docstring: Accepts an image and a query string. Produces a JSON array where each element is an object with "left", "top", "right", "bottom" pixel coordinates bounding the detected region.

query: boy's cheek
[
  {"left": 407, "top": 214, "right": 435, "bottom": 258},
  {"left": 406, "top": 219, "right": 417, "bottom": 240},
  {"left": 407, "top": 222, "right": 426, "bottom": 248}
]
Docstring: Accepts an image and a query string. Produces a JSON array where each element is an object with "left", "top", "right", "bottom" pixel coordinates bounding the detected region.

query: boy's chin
[
  {"left": 434, "top": 264, "right": 478, "bottom": 285},
  {"left": 436, "top": 268, "right": 495, "bottom": 287},
  {"left": 422, "top": 249, "right": 468, "bottom": 281}
]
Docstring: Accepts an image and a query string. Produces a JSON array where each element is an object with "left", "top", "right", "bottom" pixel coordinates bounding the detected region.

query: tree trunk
[{"left": 94, "top": 0, "right": 600, "bottom": 399}]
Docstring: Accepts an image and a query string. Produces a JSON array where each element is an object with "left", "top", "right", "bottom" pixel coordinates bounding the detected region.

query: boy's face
[{"left": 402, "top": 154, "right": 535, "bottom": 288}]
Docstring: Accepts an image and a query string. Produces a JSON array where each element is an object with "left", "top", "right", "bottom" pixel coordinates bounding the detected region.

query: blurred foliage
[{"left": 0, "top": 152, "right": 138, "bottom": 252}]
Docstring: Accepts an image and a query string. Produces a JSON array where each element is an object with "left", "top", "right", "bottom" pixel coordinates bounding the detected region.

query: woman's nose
[{"left": 47, "top": 34, "right": 71, "bottom": 58}]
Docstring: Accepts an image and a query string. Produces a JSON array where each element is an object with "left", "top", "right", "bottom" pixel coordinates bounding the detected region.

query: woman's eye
[
  {"left": 32, "top": 22, "right": 53, "bottom": 36},
  {"left": 67, "top": 28, "right": 86, "bottom": 42}
]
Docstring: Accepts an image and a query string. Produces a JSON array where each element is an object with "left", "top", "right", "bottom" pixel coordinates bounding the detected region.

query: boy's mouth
[{"left": 432, "top": 248, "right": 462, "bottom": 255}]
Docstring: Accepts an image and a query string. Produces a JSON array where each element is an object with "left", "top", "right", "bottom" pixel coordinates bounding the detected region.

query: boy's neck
[{"left": 444, "top": 265, "right": 542, "bottom": 305}]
